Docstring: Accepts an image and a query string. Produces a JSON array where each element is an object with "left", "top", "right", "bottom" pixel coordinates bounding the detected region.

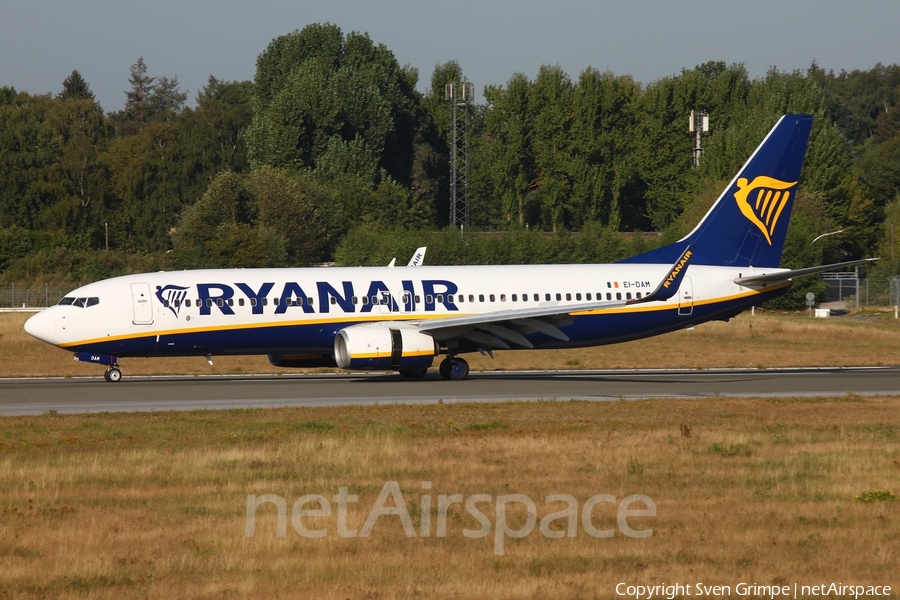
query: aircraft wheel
[
  {"left": 105, "top": 367, "right": 122, "bottom": 383},
  {"left": 439, "top": 357, "right": 452, "bottom": 380},
  {"left": 448, "top": 358, "right": 469, "bottom": 381},
  {"left": 399, "top": 368, "right": 428, "bottom": 379}
]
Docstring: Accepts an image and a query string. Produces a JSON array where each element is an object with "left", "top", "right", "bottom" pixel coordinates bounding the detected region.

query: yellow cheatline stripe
[
  {"left": 349, "top": 350, "right": 437, "bottom": 360},
  {"left": 571, "top": 283, "right": 788, "bottom": 316},
  {"left": 59, "top": 283, "right": 787, "bottom": 349}
]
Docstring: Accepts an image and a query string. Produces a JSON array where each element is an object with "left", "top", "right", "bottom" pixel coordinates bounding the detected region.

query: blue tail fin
[{"left": 621, "top": 114, "right": 813, "bottom": 268}]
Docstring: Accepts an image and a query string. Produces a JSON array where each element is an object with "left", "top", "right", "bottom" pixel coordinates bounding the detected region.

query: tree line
[{"left": 2, "top": 23, "right": 900, "bottom": 306}]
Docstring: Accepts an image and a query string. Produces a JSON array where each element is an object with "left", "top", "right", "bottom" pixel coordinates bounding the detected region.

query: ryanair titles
[
  {"left": 662, "top": 250, "right": 693, "bottom": 289},
  {"left": 156, "top": 279, "right": 460, "bottom": 319}
]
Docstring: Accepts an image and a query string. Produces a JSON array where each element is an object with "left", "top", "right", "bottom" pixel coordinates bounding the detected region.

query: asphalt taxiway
[{"left": 1, "top": 367, "right": 899, "bottom": 415}]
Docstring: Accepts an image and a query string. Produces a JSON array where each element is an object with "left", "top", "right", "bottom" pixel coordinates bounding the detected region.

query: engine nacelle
[
  {"left": 334, "top": 323, "right": 438, "bottom": 370},
  {"left": 268, "top": 353, "right": 338, "bottom": 368}
]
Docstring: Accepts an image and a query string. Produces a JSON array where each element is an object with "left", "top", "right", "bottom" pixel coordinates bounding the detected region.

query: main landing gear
[
  {"left": 103, "top": 366, "right": 122, "bottom": 383},
  {"left": 439, "top": 356, "right": 469, "bottom": 380}
]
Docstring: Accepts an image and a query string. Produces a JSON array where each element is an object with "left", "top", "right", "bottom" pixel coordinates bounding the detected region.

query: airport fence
[{"left": 0, "top": 282, "right": 83, "bottom": 310}]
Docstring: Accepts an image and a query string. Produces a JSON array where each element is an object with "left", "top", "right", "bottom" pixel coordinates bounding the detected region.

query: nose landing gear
[{"left": 74, "top": 352, "right": 123, "bottom": 382}]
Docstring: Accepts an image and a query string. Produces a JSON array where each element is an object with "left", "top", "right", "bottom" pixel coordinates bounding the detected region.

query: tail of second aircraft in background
[{"left": 621, "top": 114, "right": 813, "bottom": 269}]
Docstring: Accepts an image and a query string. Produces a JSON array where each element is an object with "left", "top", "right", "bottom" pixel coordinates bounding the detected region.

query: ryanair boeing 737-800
[{"left": 23, "top": 115, "right": 874, "bottom": 382}]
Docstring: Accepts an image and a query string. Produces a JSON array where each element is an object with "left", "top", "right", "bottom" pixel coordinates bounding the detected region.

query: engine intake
[{"left": 334, "top": 323, "right": 437, "bottom": 370}]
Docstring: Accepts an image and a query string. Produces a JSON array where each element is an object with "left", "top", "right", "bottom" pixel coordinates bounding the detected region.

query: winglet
[
  {"left": 407, "top": 247, "right": 427, "bottom": 267},
  {"left": 629, "top": 245, "right": 694, "bottom": 305}
]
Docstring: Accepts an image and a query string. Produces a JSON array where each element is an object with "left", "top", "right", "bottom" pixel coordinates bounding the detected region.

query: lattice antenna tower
[
  {"left": 445, "top": 82, "right": 475, "bottom": 229},
  {"left": 689, "top": 110, "right": 710, "bottom": 168}
]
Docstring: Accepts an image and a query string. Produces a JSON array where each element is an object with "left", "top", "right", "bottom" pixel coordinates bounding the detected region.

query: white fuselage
[{"left": 24, "top": 263, "right": 785, "bottom": 358}]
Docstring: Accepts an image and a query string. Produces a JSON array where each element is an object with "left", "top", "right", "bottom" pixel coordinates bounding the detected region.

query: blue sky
[{"left": 3, "top": 0, "right": 899, "bottom": 112}]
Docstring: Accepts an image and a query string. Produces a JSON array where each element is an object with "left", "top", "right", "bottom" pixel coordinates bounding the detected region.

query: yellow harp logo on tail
[{"left": 733, "top": 176, "right": 797, "bottom": 245}]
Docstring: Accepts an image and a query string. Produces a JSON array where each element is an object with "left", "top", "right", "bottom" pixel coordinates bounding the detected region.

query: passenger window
[
  {"left": 415, "top": 295, "right": 421, "bottom": 303},
  {"left": 500, "top": 294, "right": 506, "bottom": 302},
  {"left": 468, "top": 295, "right": 474, "bottom": 302},
  {"left": 227, "top": 298, "right": 234, "bottom": 306},
  {"left": 216, "top": 298, "right": 224, "bottom": 307},
  {"left": 58, "top": 297, "right": 76, "bottom": 306},
  {"left": 448, "top": 294, "right": 454, "bottom": 303},
  {"left": 556, "top": 293, "right": 562, "bottom": 301},
  {"left": 163, "top": 300, "right": 170, "bottom": 308},
  {"left": 307, "top": 298, "right": 313, "bottom": 306},
  {"left": 616, "top": 292, "right": 622, "bottom": 300},
  {"left": 606, "top": 293, "right": 612, "bottom": 301},
  {"left": 586, "top": 293, "right": 591, "bottom": 301},
  {"left": 239, "top": 298, "right": 245, "bottom": 306},
  {"left": 636, "top": 292, "right": 642, "bottom": 299},
  {"left": 426, "top": 295, "right": 434, "bottom": 304},
  {"left": 479, "top": 294, "right": 485, "bottom": 302},
  {"left": 512, "top": 294, "right": 517, "bottom": 302},
  {"left": 545, "top": 294, "right": 551, "bottom": 301},
  {"left": 174, "top": 300, "right": 181, "bottom": 308},
  {"left": 330, "top": 297, "right": 337, "bottom": 305},
  {"left": 261, "top": 298, "right": 268, "bottom": 306},
  {"left": 185, "top": 299, "right": 192, "bottom": 308},
  {"left": 490, "top": 294, "right": 495, "bottom": 302},
  {"left": 401, "top": 293, "right": 410, "bottom": 304},
  {"left": 576, "top": 293, "right": 581, "bottom": 301},
  {"left": 436, "top": 294, "right": 443, "bottom": 303},
  {"left": 249, "top": 298, "right": 256, "bottom": 307},
  {"left": 566, "top": 293, "right": 571, "bottom": 301},
  {"left": 371, "top": 296, "right": 378, "bottom": 305},
  {"left": 352, "top": 296, "right": 358, "bottom": 305},
  {"left": 456, "top": 294, "right": 462, "bottom": 303},
  {"left": 626, "top": 292, "right": 632, "bottom": 300},
  {"left": 362, "top": 296, "right": 369, "bottom": 305}
]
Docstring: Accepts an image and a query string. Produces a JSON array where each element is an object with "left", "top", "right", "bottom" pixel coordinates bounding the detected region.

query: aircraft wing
[
  {"left": 733, "top": 258, "right": 878, "bottom": 286},
  {"left": 416, "top": 246, "right": 694, "bottom": 349}
]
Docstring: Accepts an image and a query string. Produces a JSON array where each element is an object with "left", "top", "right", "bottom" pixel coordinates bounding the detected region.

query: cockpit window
[{"left": 58, "top": 296, "right": 99, "bottom": 308}]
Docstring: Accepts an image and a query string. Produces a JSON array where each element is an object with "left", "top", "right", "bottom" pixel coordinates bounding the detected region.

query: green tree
[
  {"left": 247, "top": 23, "right": 419, "bottom": 184},
  {"left": 58, "top": 70, "right": 95, "bottom": 102}
]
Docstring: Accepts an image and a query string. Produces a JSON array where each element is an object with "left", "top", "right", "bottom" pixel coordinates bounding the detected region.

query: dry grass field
[
  {"left": 0, "top": 398, "right": 898, "bottom": 599},
  {"left": 3, "top": 309, "right": 900, "bottom": 378},
  {"left": 2, "top": 311, "right": 899, "bottom": 598}
]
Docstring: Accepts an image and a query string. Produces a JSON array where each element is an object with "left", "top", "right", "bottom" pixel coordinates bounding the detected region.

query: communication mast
[
  {"left": 689, "top": 110, "right": 710, "bottom": 168},
  {"left": 445, "top": 82, "right": 475, "bottom": 229}
]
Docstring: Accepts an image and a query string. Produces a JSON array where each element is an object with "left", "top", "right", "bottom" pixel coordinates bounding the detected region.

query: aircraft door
[
  {"left": 677, "top": 277, "right": 694, "bottom": 316},
  {"left": 130, "top": 282, "right": 154, "bottom": 325}
]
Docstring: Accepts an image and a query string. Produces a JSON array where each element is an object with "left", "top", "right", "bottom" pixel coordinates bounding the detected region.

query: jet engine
[{"left": 334, "top": 323, "right": 438, "bottom": 370}]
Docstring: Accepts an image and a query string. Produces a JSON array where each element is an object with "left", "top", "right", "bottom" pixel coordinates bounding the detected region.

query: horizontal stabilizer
[{"left": 733, "top": 258, "right": 878, "bottom": 286}]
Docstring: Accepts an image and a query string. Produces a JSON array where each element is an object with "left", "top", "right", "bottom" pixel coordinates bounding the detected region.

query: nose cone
[{"left": 24, "top": 309, "right": 58, "bottom": 345}]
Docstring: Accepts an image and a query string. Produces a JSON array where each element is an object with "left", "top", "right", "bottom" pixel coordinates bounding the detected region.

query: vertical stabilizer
[{"left": 622, "top": 114, "right": 813, "bottom": 268}]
